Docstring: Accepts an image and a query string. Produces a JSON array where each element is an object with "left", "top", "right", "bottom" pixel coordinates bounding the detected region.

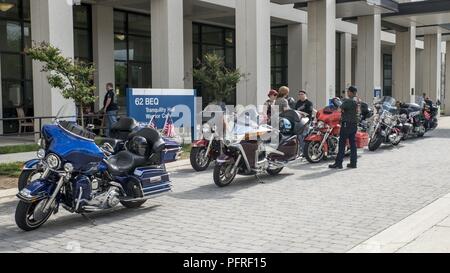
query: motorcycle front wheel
[
  {"left": 213, "top": 163, "right": 237, "bottom": 187},
  {"left": 368, "top": 134, "right": 383, "bottom": 151},
  {"left": 190, "top": 147, "right": 211, "bottom": 172},
  {"left": 304, "top": 141, "right": 325, "bottom": 163},
  {"left": 15, "top": 199, "right": 53, "bottom": 231}
]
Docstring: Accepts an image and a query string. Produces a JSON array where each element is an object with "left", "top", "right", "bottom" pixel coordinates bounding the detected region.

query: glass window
[
  {"left": 129, "top": 62, "right": 151, "bottom": 88},
  {"left": 128, "top": 13, "right": 150, "bottom": 36},
  {"left": 22, "top": 0, "right": 30, "bottom": 21},
  {"left": 74, "top": 29, "right": 91, "bottom": 61},
  {"left": 202, "top": 26, "right": 223, "bottom": 46},
  {"left": 73, "top": 5, "right": 89, "bottom": 29},
  {"left": 114, "top": 11, "right": 126, "bottom": 34},
  {"left": 128, "top": 35, "right": 151, "bottom": 63},
  {"left": 0, "top": 20, "right": 22, "bottom": 52},
  {"left": 1, "top": 54, "right": 22, "bottom": 79},
  {"left": 73, "top": 4, "right": 92, "bottom": 62},
  {"left": 114, "top": 34, "right": 127, "bottom": 61},
  {"left": 193, "top": 24, "right": 200, "bottom": 43},
  {"left": 271, "top": 26, "right": 288, "bottom": 88}
]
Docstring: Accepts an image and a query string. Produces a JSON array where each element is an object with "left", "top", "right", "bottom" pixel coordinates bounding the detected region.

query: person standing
[
  {"left": 279, "top": 86, "right": 296, "bottom": 110},
  {"left": 417, "top": 93, "right": 426, "bottom": 108},
  {"left": 329, "top": 86, "right": 359, "bottom": 170},
  {"left": 264, "top": 89, "right": 278, "bottom": 125},
  {"left": 275, "top": 87, "right": 291, "bottom": 114},
  {"left": 100, "top": 83, "right": 119, "bottom": 137},
  {"left": 295, "top": 90, "right": 314, "bottom": 155}
]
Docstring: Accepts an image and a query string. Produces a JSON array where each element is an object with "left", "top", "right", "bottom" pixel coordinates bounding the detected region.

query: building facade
[{"left": 1, "top": 0, "right": 450, "bottom": 134}]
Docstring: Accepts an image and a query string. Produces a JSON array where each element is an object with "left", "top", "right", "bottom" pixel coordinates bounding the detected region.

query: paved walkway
[
  {"left": 0, "top": 152, "right": 36, "bottom": 164},
  {"left": 0, "top": 118, "right": 449, "bottom": 253},
  {"left": 350, "top": 192, "right": 450, "bottom": 252}
]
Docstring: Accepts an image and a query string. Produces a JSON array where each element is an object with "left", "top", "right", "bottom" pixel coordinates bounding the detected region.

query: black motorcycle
[
  {"left": 368, "top": 96, "right": 403, "bottom": 151},
  {"left": 398, "top": 102, "right": 438, "bottom": 139}
]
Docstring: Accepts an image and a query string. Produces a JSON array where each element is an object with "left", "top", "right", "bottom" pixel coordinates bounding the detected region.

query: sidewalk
[
  {"left": 349, "top": 193, "right": 450, "bottom": 253},
  {"left": 0, "top": 152, "right": 36, "bottom": 164}
]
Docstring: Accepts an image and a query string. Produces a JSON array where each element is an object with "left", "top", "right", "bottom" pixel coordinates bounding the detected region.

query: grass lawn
[
  {"left": 0, "top": 162, "right": 23, "bottom": 178},
  {"left": 0, "top": 144, "right": 39, "bottom": 155},
  {"left": 180, "top": 144, "right": 192, "bottom": 160}
]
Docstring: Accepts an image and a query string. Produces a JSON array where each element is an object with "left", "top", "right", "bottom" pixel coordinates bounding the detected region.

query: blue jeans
[{"left": 105, "top": 110, "right": 118, "bottom": 137}]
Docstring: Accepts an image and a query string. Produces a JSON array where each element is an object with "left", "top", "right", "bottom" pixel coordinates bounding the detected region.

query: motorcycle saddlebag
[
  {"left": 133, "top": 167, "right": 172, "bottom": 196},
  {"left": 355, "top": 132, "right": 369, "bottom": 148}
]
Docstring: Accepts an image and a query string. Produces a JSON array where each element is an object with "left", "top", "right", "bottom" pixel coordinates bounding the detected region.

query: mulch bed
[{"left": 0, "top": 177, "right": 17, "bottom": 190}]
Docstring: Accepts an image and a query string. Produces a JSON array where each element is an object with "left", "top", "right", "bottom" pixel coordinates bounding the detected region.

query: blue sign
[{"left": 127, "top": 88, "right": 196, "bottom": 133}]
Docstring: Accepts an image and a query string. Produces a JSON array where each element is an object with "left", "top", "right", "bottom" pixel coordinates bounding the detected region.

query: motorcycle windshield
[
  {"left": 225, "top": 108, "right": 271, "bottom": 143},
  {"left": 379, "top": 96, "right": 397, "bottom": 114},
  {"left": 42, "top": 103, "right": 104, "bottom": 171}
]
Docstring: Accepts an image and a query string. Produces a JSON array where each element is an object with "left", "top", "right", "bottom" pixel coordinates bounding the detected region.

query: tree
[
  {"left": 193, "top": 53, "right": 244, "bottom": 105},
  {"left": 26, "top": 41, "right": 97, "bottom": 127}
]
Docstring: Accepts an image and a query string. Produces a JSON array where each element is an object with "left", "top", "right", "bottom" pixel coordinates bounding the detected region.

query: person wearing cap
[
  {"left": 264, "top": 89, "right": 278, "bottom": 124},
  {"left": 329, "top": 86, "right": 359, "bottom": 170}
]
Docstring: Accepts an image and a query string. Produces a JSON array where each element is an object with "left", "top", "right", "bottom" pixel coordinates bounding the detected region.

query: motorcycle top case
[{"left": 355, "top": 132, "right": 369, "bottom": 148}]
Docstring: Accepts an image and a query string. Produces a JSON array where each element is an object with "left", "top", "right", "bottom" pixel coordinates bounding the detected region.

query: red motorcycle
[
  {"left": 190, "top": 122, "right": 222, "bottom": 171},
  {"left": 303, "top": 99, "right": 368, "bottom": 163}
]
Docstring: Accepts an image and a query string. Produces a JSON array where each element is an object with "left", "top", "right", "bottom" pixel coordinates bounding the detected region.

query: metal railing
[{"left": 0, "top": 113, "right": 124, "bottom": 138}]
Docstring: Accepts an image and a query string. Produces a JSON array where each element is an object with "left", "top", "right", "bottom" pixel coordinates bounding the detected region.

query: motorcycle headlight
[
  {"left": 37, "top": 149, "right": 46, "bottom": 159},
  {"left": 46, "top": 154, "right": 60, "bottom": 170},
  {"left": 64, "top": 163, "right": 74, "bottom": 173},
  {"left": 384, "top": 116, "right": 392, "bottom": 125}
]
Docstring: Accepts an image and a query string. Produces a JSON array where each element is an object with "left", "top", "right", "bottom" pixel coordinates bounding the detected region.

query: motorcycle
[
  {"left": 303, "top": 99, "right": 342, "bottom": 163},
  {"left": 304, "top": 98, "right": 370, "bottom": 163},
  {"left": 398, "top": 102, "right": 427, "bottom": 139},
  {"left": 368, "top": 96, "right": 403, "bottom": 151},
  {"left": 213, "top": 109, "right": 308, "bottom": 187},
  {"left": 18, "top": 116, "right": 181, "bottom": 190},
  {"left": 15, "top": 105, "right": 179, "bottom": 231},
  {"left": 190, "top": 109, "right": 228, "bottom": 172}
]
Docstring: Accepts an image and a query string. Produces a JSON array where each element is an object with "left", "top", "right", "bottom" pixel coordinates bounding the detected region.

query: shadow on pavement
[{"left": 170, "top": 173, "right": 294, "bottom": 201}]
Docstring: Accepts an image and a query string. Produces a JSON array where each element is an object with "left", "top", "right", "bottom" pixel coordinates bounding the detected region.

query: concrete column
[
  {"left": 0, "top": 54, "right": 3, "bottom": 134},
  {"left": 416, "top": 49, "right": 424, "bottom": 98},
  {"left": 393, "top": 27, "right": 416, "bottom": 103},
  {"left": 288, "top": 23, "right": 307, "bottom": 97},
  {"left": 236, "top": 0, "right": 271, "bottom": 106},
  {"left": 340, "top": 32, "right": 352, "bottom": 93},
  {"left": 306, "top": 0, "right": 336, "bottom": 108},
  {"left": 92, "top": 5, "right": 115, "bottom": 111},
  {"left": 31, "top": 0, "right": 75, "bottom": 121},
  {"left": 422, "top": 33, "right": 442, "bottom": 103},
  {"left": 184, "top": 19, "right": 193, "bottom": 89},
  {"left": 356, "top": 15, "right": 381, "bottom": 104},
  {"left": 151, "top": 0, "right": 184, "bottom": 89},
  {"left": 445, "top": 41, "right": 450, "bottom": 115}
]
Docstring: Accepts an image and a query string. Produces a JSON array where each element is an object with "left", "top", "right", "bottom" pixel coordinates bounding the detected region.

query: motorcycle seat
[{"left": 106, "top": 151, "right": 148, "bottom": 176}]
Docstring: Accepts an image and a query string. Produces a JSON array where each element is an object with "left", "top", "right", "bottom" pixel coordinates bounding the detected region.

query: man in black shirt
[
  {"left": 100, "top": 83, "right": 118, "bottom": 137},
  {"left": 329, "top": 86, "right": 359, "bottom": 170},
  {"left": 295, "top": 90, "right": 314, "bottom": 118},
  {"left": 295, "top": 90, "right": 314, "bottom": 156}
]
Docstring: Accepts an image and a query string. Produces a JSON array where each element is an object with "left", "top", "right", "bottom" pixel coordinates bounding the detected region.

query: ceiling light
[{"left": 0, "top": 2, "right": 14, "bottom": 12}]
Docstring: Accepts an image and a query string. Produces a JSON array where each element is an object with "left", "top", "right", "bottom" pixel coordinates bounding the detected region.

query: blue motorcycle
[{"left": 16, "top": 106, "right": 181, "bottom": 231}]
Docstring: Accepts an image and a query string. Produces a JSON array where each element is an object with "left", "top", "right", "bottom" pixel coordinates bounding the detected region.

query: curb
[{"left": 0, "top": 159, "right": 192, "bottom": 200}]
